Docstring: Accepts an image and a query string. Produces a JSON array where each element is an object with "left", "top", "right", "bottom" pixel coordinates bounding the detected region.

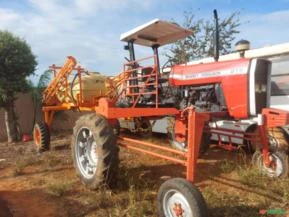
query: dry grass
[
  {"left": 220, "top": 159, "right": 236, "bottom": 173},
  {"left": 12, "top": 154, "right": 42, "bottom": 176},
  {"left": 3, "top": 134, "right": 289, "bottom": 217},
  {"left": 47, "top": 180, "right": 73, "bottom": 197}
]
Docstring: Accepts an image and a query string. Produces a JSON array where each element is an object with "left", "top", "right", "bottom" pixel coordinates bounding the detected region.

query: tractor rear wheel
[
  {"left": 33, "top": 122, "right": 50, "bottom": 153},
  {"left": 71, "top": 113, "right": 119, "bottom": 189},
  {"left": 252, "top": 150, "right": 288, "bottom": 178},
  {"left": 157, "top": 178, "right": 208, "bottom": 217}
]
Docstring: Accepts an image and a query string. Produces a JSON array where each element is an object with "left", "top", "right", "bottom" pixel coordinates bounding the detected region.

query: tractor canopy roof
[{"left": 120, "top": 19, "right": 193, "bottom": 47}]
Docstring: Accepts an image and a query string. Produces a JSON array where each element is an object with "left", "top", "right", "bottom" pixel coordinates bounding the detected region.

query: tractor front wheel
[
  {"left": 157, "top": 178, "right": 208, "bottom": 217},
  {"left": 252, "top": 150, "right": 288, "bottom": 178},
  {"left": 33, "top": 122, "right": 50, "bottom": 153},
  {"left": 71, "top": 113, "right": 119, "bottom": 189}
]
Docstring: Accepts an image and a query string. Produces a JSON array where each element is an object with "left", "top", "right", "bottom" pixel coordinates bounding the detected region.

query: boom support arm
[{"left": 42, "top": 56, "right": 77, "bottom": 105}]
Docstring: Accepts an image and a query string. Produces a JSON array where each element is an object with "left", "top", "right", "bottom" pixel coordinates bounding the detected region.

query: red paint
[
  {"left": 170, "top": 59, "right": 251, "bottom": 119},
  {"left": 22, "top": 134, "right": 32, "bottom": 142}
]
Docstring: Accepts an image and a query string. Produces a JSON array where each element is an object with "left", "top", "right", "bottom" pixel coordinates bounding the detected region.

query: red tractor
[{"left": 34, "top": 11, "right": 289, "bottom": 217}]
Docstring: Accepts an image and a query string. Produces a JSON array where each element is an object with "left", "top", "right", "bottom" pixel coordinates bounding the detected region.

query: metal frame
[
  {"left": 40, "top": 55, "right": 289, "bottom": 183},
  {"left": 116, "top": 107, "right": 209, "bottom": 183}
]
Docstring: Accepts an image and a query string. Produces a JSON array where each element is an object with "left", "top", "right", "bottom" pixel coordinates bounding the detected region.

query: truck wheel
[
  {"left": 33, "top": 122, "right": 50, "bottom": 153},
  {"left": 252, "top": 150, "right": 288, "bottom": 178},
  {"left": 71, "top": 113, "right": 119, "bottom": 189},
  {"left": 157, "top": 178, "right": 208, "bottom": 217}
]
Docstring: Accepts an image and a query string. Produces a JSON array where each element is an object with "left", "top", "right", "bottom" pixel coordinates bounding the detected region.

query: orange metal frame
[
  {"left": 42, "top": 55, "right": 163, "bottom": 128},
  {"left": 40, "top": 55, "right": 289, "bottom": 183},
  {"left": 117, "top": 107, "right": 209, "bottom": 182}
]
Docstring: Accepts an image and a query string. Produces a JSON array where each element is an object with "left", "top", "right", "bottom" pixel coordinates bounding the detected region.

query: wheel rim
[
  {"left": 33, "top": 127, "right": 41, "bottom": 146},
  {"left": 163, "top": 189, "right": 193, "bottom": 217},
  {"left": 75, "top": 127, "right": 98, "bottom": 179},
  {"left": 259, "top": 153, "right": 283, "bottom": 177}
]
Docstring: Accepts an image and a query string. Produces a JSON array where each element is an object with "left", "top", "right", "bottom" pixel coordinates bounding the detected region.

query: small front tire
[
  {"left": 157, "top": 178, "right": 208, "bottom": 217},
  {"left": 252, "top": 150, "right": 288, "bottom": 178}
]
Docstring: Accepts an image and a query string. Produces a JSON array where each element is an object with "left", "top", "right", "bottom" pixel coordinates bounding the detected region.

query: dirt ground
[{"left": 0, "top": 131, "right": 288, "bottom": 217}]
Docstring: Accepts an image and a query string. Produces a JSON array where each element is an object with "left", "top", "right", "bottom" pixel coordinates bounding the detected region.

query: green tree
[
  {"left": 27, "top": 70, "right": 52, "bottom": 130},
  {"left": 166, "top": 10, "right": 240, "bottom": 64},
  {"left": 0, "top": 31, "right": 37, "bottom": 142}
]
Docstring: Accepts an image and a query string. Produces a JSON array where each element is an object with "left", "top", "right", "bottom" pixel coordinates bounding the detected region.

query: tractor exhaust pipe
[{"left": 213, "top": 9, "right": 219, "bottom": 62}]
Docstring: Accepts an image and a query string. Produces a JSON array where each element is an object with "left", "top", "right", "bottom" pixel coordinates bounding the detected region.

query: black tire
[
  {"left": 157, "top": 178, "right": 208, "bottom": 217},
  {"left": 252, "top": 150, "right": 289, "bottom": 178},
  {"left": 33, "top": 122, "right": 50, "bottom": 153},
  {"left": 71, "top": 113, "right": 119, "bottom": 189}
]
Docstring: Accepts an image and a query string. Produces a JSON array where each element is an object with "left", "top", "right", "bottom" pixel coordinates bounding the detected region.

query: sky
[{"left": 0, "top": 0, "right": 289, "bottom": 83}]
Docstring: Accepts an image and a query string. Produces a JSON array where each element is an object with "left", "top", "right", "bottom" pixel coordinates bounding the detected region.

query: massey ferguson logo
[{"left": 171, "top": 66, "right": 247, "bottom": 80}]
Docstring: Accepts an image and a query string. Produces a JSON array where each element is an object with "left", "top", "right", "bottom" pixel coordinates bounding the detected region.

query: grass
[
  {"left": 12, "top": 154, "right": 42, "bottom": 176},
  {"left": 220, "top": 159, "right": 236, "bottom": 173},
  {"left": 237, "top": 165, "right": 264, "bottom": 187},
  {"left": 47, "top": 180, "right": 73, "bottom": 197},
  {"left": 202, "top": 186, "right": 264, "bottom": 217},
  {"left": 106, "top": 168, "right": 157, "bottom": 217},
  {"left": 5, "top": 134, "right": 289, "bottom": 217},
  {"left": 41, "top": 148, "right": 289, "bottom": 216},
  {"left": 45, "top": 152, "right": 63, "bottom": 168}
]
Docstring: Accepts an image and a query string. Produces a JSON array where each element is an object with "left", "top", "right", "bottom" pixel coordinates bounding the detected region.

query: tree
[
  {"left": 166, "top": 10, "right": 240, "bottom": 64},
  {"left": 0, "top": 31, "right": 37, "bottom": 142},
  {"left": 27, "top": 69, "right": 52, "bottom": 131}
]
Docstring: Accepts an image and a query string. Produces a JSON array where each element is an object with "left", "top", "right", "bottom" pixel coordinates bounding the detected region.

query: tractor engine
[
  {"left": 168, "top": 58, "right": 271, "bottom": 119},
  {"left": 131, "top": 58, "right": 271, "bottom": 120},
  {"left": 176, "top": 84, "right": 223, "bottom": 112}
]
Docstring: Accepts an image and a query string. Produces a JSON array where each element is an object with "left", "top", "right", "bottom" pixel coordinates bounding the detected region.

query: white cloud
[
  {"left": 0, "top": 8, "right": 20, "bottom": 25},
  {"left": 0, "top": 0, "right": 135, "bottom": 82},
  {"left": 1, "top": 0, "right": 289, "bottom": 84},
  {"left": 74, "top": 0, "right": 152, "bottom": 14},
  {"left": 238, "top": 10, "right": 289, "bottom": 48}
]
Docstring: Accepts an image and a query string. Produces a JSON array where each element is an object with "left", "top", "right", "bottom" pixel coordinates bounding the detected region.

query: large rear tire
[
  {"left": 33, "top": 122, "right": 50, "bottom": 153},
  {"left": 157, "top": 178, "right": 208, "bottom": 217},
  {"left": 71, "top": 113, "right": 119, "bottom": 189}
]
